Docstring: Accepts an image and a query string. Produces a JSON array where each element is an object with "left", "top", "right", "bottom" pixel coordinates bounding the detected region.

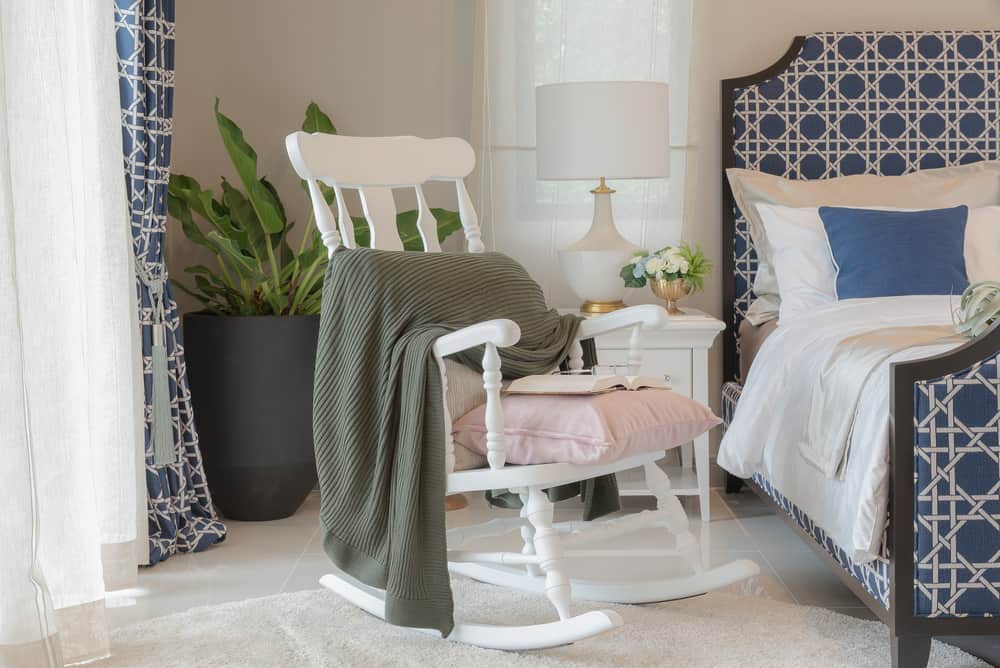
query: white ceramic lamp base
[{"left": 559, "top": 183, "right": 640, "bottom": 313}]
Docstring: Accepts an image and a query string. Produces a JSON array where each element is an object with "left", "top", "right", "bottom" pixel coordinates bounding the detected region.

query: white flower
[
  {"left": 661, "top": 248, "right": 688, "bottom": 275},
  {"left": 645, "top": 256, "right": 666, "bottom": 274}
]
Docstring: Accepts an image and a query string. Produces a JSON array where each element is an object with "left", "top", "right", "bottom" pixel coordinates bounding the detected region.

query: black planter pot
[{"left": 183, "top": 313, "right": 320, "bottom": 521}]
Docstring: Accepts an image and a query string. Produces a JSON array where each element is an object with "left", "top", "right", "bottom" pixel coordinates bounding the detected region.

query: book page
[{"left": 506, "top": 374, "right": 613, "bottom": 395}]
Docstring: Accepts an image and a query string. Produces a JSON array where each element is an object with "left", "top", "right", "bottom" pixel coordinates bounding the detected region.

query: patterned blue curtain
[{"left": 115, "top": 0, "right": 227, "bottom": 564}]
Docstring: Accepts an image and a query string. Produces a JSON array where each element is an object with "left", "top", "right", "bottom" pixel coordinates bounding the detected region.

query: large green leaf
[
  {"left": 297, "top": 235, "right": 326, "bottom": 268},
  {"left": 302, "top": 102, "right": 337, "bottom": 134},
  {"left": 394, "top": 210, "right": 425, "bottom": 250},
  {"left": 168, "top": 173, "right": 236, "bottom": 244},
  {"left": 208, "top": 231, "right": 266, "bottom": 282},
  {"left": 431, "top": 208, "right": 464, "bottom": 243},
  {"left": 169, "top": 174, "right": 214, "bottom": 219},
  {"left": 221, "top": 179, "right": 267, "bottom": 260},
  {"left": 277, "top": 221, "right": 296, "bottom": 265},
  {"left": 214, "top": 99, "right": 286, "bottom": 235},
  {"left": 194, "top": 275, "right": 238, "bottom": 301},
  {"left": 260, "top": 177, "right": 286, "bottom": 229},
  {"left": 168, "top": 194, "right": 215, "bottom": 252},
  {"left": 351, "top": 216, "right": 371, "bottom": 248}
]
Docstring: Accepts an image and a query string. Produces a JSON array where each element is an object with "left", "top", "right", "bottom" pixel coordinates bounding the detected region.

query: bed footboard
[{"left": 890, "top": 320, "right": 1000, "bottom": 650}]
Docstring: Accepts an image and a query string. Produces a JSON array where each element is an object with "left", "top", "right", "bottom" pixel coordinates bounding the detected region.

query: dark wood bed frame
[{"left": 720, "top": 36, "right": 1000, "bottom": 668}]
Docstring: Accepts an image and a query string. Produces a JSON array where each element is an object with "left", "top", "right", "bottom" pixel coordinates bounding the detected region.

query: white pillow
[
  {"left": 755, "top": 204, "right": 837, "bottom": 323},
  {"left": 757, "top": 203, "right": 1000, "bottom": 324},
  {"left": 726, "top": 162, "right": 1000, "bottom": 324}
]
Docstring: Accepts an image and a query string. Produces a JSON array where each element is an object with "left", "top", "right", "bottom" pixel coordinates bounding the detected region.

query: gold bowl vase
[{"left": 649, "top": 278, "right": 690, "bottom": 315}]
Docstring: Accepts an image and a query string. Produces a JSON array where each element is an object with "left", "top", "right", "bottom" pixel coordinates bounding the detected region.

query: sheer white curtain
[
  {"left": 1, "top": 1, "right": 143, "bottom": 665},
  {"left": 471, "top": 0, "right": 692, "bottom": 307}
]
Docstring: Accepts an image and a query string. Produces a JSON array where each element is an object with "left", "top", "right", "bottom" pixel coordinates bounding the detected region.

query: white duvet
[{"left": 718, "top": 296, "right": 962, "bottom": 562}]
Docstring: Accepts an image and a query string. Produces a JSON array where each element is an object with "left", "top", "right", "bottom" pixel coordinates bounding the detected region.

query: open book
[{"left": 505, "top": 373, "right": 670, "bottom": 396}]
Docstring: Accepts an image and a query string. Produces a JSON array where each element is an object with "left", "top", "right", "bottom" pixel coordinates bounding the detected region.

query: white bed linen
[{"left": 718, "top": 296, "right": 962, "bottom": 562}]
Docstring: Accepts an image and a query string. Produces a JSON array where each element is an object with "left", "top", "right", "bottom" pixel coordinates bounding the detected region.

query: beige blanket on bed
[{"left": 801, "top": 325, "right": 963, "bottom": 479}]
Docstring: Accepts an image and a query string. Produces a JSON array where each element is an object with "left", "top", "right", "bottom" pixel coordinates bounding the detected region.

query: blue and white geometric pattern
[
  {"left": 115, "top": 0, "right": 226, "bottom": 564},
  {"left": 721, "top": 382, "right": 891, "bottom": 609},
  {"left": 729, "top": 31, "right": 1000, "bottom": 378},
  {"left": 753, "top": 475, "right": 891, "bottom": 610},
  {"left": 913, "top": 353, "right": 1000, "bottom": 617}
]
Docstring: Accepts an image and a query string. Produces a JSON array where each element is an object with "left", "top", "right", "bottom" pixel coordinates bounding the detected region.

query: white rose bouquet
[{"left": 620, "top": 243, "right": 712, "bottom": 291}]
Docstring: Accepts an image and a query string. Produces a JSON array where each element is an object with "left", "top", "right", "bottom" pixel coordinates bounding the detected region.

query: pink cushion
[{"left": 451, "top": 389, "right": 721, "bottom": 466}]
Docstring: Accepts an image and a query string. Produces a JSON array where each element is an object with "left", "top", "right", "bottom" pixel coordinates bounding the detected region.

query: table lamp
[{"left": 535, "top": 81, "right": 670, "bottom": 313}]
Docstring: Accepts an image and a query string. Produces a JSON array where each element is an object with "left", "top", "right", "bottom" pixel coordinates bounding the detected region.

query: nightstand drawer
[{"left": 592, "top": 348, "right": 692, "bottom": 398}]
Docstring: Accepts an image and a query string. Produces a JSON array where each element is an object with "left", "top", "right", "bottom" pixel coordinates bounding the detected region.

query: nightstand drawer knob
[{"left": 663, "top": 374, "right": 671, "bottom": 382}]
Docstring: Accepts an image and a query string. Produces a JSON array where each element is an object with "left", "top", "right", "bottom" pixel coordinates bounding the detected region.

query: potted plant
[
  {"left": 169, "top": 100, "right": 463, "bottom": 520},
  {"left": 620, "top": 243, "right": 712, "bottom": 315},
  {"left": 954, "top": 280, "right": 1000, "bottom": 338}
]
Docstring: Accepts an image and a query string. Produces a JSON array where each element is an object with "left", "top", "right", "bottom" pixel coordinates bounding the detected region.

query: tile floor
[{"left": 106, "top": 482, "right": 879, "bottom": 629}]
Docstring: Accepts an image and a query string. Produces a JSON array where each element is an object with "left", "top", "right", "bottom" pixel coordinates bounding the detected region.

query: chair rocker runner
[{"left": 286, "top": 131, "right": 759, "bottom": 651}]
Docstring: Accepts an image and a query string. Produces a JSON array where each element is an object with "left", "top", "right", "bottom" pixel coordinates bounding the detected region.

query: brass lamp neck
[{"left": 590, "top": 176, "right": 616, "bottom": 194}]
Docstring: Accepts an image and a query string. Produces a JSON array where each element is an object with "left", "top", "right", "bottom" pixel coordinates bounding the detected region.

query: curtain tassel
[
  {"left": 137, "top": 263, "right": 178, "bottom": 466},
  {"left": 151, "top": 322, "right": 176, "bottom": 465}
]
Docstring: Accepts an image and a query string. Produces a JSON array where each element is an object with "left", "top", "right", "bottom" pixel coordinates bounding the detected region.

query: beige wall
[{"left": 170, "top": 0, "right": 1000, "bottom": 437}]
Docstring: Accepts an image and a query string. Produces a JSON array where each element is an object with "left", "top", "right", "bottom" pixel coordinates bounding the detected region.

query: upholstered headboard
[{"left": 721, "top": 31, "right": 1000, "bottom": 382}]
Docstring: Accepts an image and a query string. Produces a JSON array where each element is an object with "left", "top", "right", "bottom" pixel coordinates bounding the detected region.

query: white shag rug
[{"left": 99, "top": 578, "right": 986, "bottom": 668}]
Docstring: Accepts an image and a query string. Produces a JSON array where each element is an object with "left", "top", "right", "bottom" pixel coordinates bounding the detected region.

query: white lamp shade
[{"left": 535, "top": 81, "right": 670, "bottom": 181}]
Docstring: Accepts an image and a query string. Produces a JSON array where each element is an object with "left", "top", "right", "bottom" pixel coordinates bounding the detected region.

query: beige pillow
[
  {"left": 726, "top": 162, "right": 1000, "bottom": 323},
  {"left": 443, "top": 359, "right": 489, "bottom": 471}
]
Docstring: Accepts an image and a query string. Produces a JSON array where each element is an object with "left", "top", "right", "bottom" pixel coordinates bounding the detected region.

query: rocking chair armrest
[
  {"left": 433, "top": 318, "right": 522, "bottom": 357},
  {"left": 575, "top": 304, "right": 670, "bottom": 340},
  {"left": 433, "top": 319, "right": 517, "bottom": 471}
]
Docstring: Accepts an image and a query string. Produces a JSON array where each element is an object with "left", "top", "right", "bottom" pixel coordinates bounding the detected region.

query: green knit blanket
[{"left": 313, "top": 248, "right": 618, "bottom": 636}]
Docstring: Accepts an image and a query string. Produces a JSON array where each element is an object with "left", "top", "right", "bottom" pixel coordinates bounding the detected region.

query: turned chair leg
[
  {"left": 525, "top": 485, "right": 572, "bottom": 620},
  {"left": 891, "top": 634, "right": 931, "bottom": 668},
  {"left": 518, "top": 491, "right": 541, "bottom": 577},
  {"left": 644, "top": 462, "right": 704, "bottom": 573}
]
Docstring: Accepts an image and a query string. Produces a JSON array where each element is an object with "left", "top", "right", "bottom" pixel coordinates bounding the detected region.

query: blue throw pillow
[{"left": 817, "top": 206, "right": 969, "bottom": 299}]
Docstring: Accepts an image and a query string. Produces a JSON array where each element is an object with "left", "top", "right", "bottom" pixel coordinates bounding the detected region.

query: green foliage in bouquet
[
  {"left": 620, "top": 243, "right": 713, "bottom": 291},
  {"left": 954, "top": 280, "right": 1000, "bottom": 338},
  {"left": 168, "top": 100, "right": 463, "bottom": 315}
]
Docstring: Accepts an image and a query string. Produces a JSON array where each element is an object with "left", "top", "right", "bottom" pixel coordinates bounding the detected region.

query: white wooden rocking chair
[{"left": 286, "top": 132, "right": 759, "bottom": 651}]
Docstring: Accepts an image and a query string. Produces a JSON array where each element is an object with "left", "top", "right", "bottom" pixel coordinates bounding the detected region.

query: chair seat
[{"left": 446, "top": 449, "right": 666, "bottom": 494}]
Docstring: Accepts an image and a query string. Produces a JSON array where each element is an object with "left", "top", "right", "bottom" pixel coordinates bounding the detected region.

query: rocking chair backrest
[{"left": 285, "top": 132, "right": 483, "bottom": 256}]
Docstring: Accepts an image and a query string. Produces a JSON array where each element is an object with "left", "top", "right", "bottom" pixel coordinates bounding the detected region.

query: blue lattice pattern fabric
[
  {"left": 913, "top": 352, "right": 1000, "bottom": 617},
  {"left": 729, "top": 31, "right": 1000, "bottom": 376}
]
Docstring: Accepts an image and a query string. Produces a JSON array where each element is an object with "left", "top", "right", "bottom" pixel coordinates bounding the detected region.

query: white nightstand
[{"left": 561, "top": 306, "right": 725, "bottom": 522}]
